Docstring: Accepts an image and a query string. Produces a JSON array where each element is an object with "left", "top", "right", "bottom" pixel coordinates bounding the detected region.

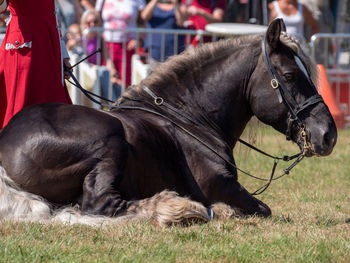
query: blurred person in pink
[
  {"left": 80, "top": 9, "right": 119, "bottom": 85},
  {"left": 95, "top": 0, "right": 146, "bottom": 87},
  {"left": 0, "top": 0, "right": 72, "bottom": 129}
]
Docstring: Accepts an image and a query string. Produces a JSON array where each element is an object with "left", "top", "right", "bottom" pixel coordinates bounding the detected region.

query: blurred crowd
[{"left": 0, "top": 0, "right": 342, "bottom": 90}]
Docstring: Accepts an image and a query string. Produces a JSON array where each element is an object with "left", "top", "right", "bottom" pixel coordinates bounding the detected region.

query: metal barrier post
[{"left": 310, "top": 33, "right": 350, "bottom": 127}]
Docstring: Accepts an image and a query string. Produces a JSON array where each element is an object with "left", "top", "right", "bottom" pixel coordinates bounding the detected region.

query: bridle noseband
[{"left": 261, "top": 37, "right": 324, "bottom": 155}]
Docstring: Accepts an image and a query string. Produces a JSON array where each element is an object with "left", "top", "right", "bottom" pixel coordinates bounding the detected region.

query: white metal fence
[
  {"left": 2, "top": 25, "right": 350, "bottom": 126},
  {"left": 67, "top": 27, "right": 220, "bottom": 106}
]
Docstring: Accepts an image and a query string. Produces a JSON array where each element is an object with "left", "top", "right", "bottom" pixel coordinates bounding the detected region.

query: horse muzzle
[{"left": 298, "top": 124, "right": 337, "bottom": 157}]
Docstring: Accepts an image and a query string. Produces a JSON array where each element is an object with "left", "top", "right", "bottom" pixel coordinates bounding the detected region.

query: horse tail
[
  {"left": 0, "top": 164, "right": 241, "bottom": 226},
  {"left": 0, "top": 164, "right": 134, "bottom": 226},
  {"left": 0, "top": 164, "right": 52, "bottom": 222}
]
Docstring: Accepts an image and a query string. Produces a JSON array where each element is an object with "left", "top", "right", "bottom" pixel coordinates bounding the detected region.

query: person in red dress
[
  {"left": 185, "top": 0, "right": 225, "bottom": 30},
  {"left": 181, "top": 0, "right": 225, "bottom": 45},
  {"left": 0, "top": 0, "right": 72, "bottom": 129}
]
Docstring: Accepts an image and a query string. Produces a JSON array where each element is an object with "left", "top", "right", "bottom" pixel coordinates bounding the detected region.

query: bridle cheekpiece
[{"left": 261, "top": 36, "right": 324, "bottom": 156}]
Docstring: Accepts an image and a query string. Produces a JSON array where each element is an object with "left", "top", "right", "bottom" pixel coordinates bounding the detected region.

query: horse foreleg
[
  {"left": 81, "top": 157, "right": 132, "bottom": 217},
  {"left": 81, "top": 159, "right": 212, "bottom": 225},
  {"left": 209, "top": 177, "right": 271, "bottom": 217}
]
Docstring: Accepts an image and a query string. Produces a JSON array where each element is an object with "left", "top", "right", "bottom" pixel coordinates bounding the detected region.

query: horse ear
[{"left": 266, "top": 18, "right": 286, "bottom": 49}]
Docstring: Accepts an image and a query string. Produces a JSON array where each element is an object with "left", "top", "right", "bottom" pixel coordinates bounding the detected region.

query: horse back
[
  {"left": 0, "top": 103, "right": 193, "bottom": 203},
  {"left": 0, "top": 103, "right": 127, "bottom": 204}
]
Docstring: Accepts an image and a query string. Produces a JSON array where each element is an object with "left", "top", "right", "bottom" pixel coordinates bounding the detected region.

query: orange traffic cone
[{"left": 317, "top": 64, "right": 345, "bottom": 129}]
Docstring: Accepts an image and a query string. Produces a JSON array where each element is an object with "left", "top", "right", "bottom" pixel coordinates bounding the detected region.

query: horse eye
[{"left": 284, "top": 73, "right": 294, "bottom": 81}]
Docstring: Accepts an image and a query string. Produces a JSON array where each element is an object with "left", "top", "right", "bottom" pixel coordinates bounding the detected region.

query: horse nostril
[
  {"left": 324, "top": 129, "right": 337, "bottom": 147},
  {"left": 323, "top": 131, "right": 331, "bottom": 148},
  {"left": 320, "top": 130, "right": 336, "bottom": 155}
]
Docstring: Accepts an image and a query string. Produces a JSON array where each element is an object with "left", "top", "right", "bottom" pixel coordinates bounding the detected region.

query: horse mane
[
  {"left": 141, "top": 35, "right": 261, "bottom": 89},
  {"left": 136, "top": 32, "right": 317, "bottom": 91}
]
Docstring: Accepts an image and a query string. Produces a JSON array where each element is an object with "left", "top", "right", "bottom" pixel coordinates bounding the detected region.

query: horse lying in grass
[{"left": 0, "top": 19, "right": 337, "bottom": 226}]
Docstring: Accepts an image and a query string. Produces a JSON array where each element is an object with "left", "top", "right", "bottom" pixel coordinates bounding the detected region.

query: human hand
[
  {"left": 127, "top": 39, "right": 137, "bottom": 51},
  {"left": 63, "top": 58, "right": 72, "bottom": 79},
  {"left": 187, "top": 5, "right": 201, "bottom": 16},
  {"left": 111, "top": 76, "right": 122, "bottom": 86},
  {"left": 66, "top": 39, "right": 78, "bottom": 51},
  {"left": 110, "top": 70, "right": 121, "bottom": 85}
]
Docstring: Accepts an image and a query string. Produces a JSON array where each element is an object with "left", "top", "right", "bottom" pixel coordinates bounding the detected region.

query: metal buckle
[
  {"left": 154, "top": 97, "right": 164, "bottom": 106},
  {"left": 271, "top": 79, "right": 279, "bottom": 89}
]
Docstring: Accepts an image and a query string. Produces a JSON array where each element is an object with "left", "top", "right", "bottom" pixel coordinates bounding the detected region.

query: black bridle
[{"left": 261, "top": 36, "right": 324, "bottom": 150}]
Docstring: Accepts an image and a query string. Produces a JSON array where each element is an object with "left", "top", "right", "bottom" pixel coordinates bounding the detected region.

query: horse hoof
[
  {"left": 258, "top": 203, "right": 272, "bottom": 217},
  {"left": 210, "top": 202, "right": 244, "bottom": 219},
  {"left": 179, "top": 210, "right": 211, "bottom": 225}
]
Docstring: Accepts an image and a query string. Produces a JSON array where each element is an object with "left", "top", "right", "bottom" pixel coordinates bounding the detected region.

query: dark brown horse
[{"left": 0, "top": 19, "right": 337, "bottom": 225}]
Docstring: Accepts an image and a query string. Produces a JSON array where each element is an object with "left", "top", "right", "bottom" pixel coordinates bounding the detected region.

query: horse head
[{"left": 249, "top": 18, "right": 337, "bottom": 157}]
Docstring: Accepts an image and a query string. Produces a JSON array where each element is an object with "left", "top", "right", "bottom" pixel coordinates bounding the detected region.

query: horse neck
[
  {"left": 151, "top": 45, "right": 258, "bottom": 148},
  {"left": 195, "top": 74, "right": 253, "bottom": 147}
]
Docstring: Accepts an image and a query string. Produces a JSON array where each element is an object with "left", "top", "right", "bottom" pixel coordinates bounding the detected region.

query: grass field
[{"left": 0, "top": 126, "right": 349, "bottom": 263}]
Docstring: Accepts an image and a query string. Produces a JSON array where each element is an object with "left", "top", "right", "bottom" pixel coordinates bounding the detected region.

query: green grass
[{"left": 1, "top": 127, "right": 349, "bottom": 263}]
